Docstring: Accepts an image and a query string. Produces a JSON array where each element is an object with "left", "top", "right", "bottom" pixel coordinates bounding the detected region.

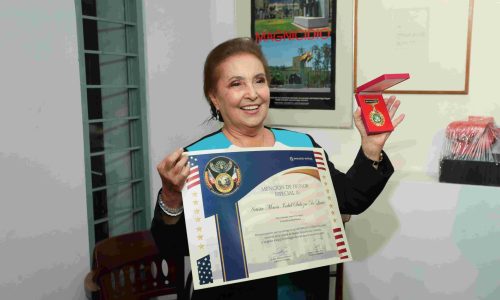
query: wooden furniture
[
  {"left": 330, "top": 263, "right": 345, "bottom": 300},
  {"left": 329, "top": 214, "right": 351, "bottom": 300},
  {"left": 85, "top": 230, "right": 182, "bottom": 300},
  {"left": 85, "top": 216, "right": 351, "bottom": 299}
]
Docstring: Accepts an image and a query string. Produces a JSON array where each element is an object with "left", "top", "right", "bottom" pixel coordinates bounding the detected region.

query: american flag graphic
[
  {"left": 314, "top": 151, "right": 327, "bottom": 171},
  {"left": 333, "top": 227, "right": 349, "bottom": 260},
  {"left": 197, "top": 255, "right": 214, "bottom": 285},
  {"left": 187, "top": 157, "right": 200, "bottom": 189}
]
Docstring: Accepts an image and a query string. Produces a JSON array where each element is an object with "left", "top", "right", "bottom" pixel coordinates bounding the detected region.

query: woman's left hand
[{"left": 353, "top": 95, "right": 405, "bottom": 161}]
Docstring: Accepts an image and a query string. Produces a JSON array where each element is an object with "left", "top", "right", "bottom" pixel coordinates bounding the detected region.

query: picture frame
[
  {"left": 252, "top": 0, "right": 336, "bottom": 111},
  {"left": 354, "top": 0, "right": 475, "bottom": 94},
  {"left": 235, "top": 0, "right": 354, "bottom": 128}
]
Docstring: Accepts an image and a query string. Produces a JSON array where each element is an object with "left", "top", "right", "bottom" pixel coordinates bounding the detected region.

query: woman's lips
[{"left": 241, "top": 105, "right": 260, "bottom": 111}]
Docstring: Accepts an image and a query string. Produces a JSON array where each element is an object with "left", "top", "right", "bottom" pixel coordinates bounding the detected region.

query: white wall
[
  {"left": 0, "top": 1, "right": 89, "bottom": 299},
  {"left": 145, "top": 0, "right": 235, "bottom": 195},
  {"left": 344, "top": 180, "right": 500, "bottom": 300},
  {"left": 145, "top": 0, "right": 500, "bottom": 299}
]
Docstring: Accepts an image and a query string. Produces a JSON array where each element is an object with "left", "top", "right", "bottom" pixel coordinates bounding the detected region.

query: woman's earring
[{"left": 216, "top": 110, "right": 222, "bottom": 121}]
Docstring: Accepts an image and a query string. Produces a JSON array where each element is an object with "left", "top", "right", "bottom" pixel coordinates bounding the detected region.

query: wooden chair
[
  {"left": 85, "top": 218, "right": 350, "bottom": 299},
  {"left": 330, "top": 262, "right": 345, "bottom": 300},
  {"left": 85, "top": 230, "right": 182, "bottom": 300},
  {"left": 329, "top": 214, "right": 351, "bottom": 300}
]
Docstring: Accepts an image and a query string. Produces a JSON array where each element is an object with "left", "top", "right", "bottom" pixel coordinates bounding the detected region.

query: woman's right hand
[{"left": 156, "top": 148, "right": 189, "bottom": 209}]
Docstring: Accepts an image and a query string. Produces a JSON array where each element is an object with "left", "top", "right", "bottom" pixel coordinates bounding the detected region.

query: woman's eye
[
  {"left": 256, "top": 78, "right": 266, "bottom": 84},
  {"left": 230, "top": 81, "right": 241, "bottom": 87}
]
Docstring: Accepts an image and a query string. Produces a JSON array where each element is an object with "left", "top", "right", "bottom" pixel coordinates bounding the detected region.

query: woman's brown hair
[{"left": 203, "top": 37, "right": 270, "bottom": 122}]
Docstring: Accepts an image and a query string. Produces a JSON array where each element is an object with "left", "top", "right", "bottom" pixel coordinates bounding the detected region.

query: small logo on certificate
[{"left": 204, "top": 156, "right": 241, "bottom": 196}]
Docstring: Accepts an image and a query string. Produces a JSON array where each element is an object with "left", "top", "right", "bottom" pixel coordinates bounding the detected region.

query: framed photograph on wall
[
  {"left": 235, "top": 0, "right": 354, "bottom": 128},
  {"left": 252, "top": 0, "right": 336, "bottom": 111},
  {"left": 354, "top": 0, "right": 474, "bottom": 94}
]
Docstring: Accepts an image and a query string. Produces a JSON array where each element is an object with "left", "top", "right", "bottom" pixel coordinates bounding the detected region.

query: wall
[
  {"left": 344, "top": 179, "right": 500, "bottom": 300},
  {"left": 0, "top": 1, "right": 89, "bottom": 299},
  {"left": 145, "top": 0, "right": 235, "bottom": 195}
]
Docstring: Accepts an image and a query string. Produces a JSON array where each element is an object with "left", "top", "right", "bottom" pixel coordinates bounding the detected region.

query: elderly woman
[{"left": 151, "top": 37, "right": 404, "bottom": 300}]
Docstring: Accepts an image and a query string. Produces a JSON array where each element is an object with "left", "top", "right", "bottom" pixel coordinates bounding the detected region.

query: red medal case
[{"left": 355, "top": 73, "right": 410, "bottom": 135}]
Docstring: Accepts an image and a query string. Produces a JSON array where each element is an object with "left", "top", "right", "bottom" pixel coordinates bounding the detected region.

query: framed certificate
[
  {"left": 181, "top": 147, "right": 351, "bottom": 290},
  {"left": 354, "top": 0, "right": 474, "bottom": 94}
]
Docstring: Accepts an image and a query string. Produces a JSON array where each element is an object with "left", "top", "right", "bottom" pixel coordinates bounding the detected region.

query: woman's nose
[{"left": 246, "top": 84, "right": 258, "bottom": 100}]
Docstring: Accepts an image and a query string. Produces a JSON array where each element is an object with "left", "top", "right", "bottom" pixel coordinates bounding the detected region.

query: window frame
[{"left": 74, "top": 0, "right": 152, "bottom": 259}]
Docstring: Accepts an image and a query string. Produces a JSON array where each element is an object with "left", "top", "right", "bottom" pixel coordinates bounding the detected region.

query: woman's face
[{"left": 210, "top": 53, "right": 270, "bottom": 133}]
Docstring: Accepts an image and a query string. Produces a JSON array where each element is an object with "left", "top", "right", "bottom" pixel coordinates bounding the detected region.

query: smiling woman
[
  {"left": 151, "top": 37, "right": 403, "bottom": 300},
  {"left": 210, "top": 53, "right": 273, "bottom": 146},
  {"left": 203, "top": 38, "right": 274, "bottom": 147}
]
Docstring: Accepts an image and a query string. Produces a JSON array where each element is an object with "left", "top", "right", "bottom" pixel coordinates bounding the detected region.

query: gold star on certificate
[
  {"left": 194, "top": 209, "right": 200, "bottom": 214},
  {"left": 198, "top": 244, "right": 205, "bottom": 250},
  {"left": 196, "top": 226, "right": 203, "bottom": 232},
  {"left": 195, "top": 217, "right": 201, "bottom": 222},
  {"left": 193, "top": 200, "right": 199, "bottom": 206},
  {"left": 328, "top": 196, "right": 332, "bottom": 200},
  {"left": 197, "top": 235, "right": 203, "bottom": 240},
  {"left": 325, "top": 189, "right": 330, "bottom": 194},
  {"left": 329, "top": 204, "right": 334, "bottom": 209},
  {"left": 192, "top": 192, "right": 198, "bottom": 197}
]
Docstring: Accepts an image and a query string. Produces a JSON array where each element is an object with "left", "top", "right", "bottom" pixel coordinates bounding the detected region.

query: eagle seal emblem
[{"left": 204, "top": 156, "right": 241, "bottom": 196}]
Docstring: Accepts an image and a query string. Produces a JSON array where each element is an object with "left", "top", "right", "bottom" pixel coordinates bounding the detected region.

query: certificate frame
[
  {"left": 354, "top": 0, "right": 475, "bottom": 95},
  {"left": 235, "top": 0, "right": 354, "bottom": 128},
  {"left": 182, "top": 147, "right": 351, "bottom": 290}
]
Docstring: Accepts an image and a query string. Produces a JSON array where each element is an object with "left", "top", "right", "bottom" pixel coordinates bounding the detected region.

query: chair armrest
[{"left": 84, "top": 271, "right": 100, "bottom": 299}]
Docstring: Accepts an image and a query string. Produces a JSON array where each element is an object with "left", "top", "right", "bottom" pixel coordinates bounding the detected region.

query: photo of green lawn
[
  {"left": 253, "top": 0, "right": 333, "bottom": 33},
  {"left": 254, "top": 18, "right": 298, "bottom": 32}
]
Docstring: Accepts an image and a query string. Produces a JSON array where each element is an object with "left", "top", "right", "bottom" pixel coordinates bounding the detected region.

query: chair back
[{"left": 92, "top": 230, "right": 179, "bottom": 300}]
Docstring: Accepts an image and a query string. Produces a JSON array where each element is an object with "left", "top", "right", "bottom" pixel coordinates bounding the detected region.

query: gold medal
[
  {"left": 214, "top": 173, "right": 234, "bottom": 193},
  {"left": 205, "top": 156, "right": 241, "bottom": 196},
  {"left": 365, "top": 99, "right": 385, "bottom": 127}
]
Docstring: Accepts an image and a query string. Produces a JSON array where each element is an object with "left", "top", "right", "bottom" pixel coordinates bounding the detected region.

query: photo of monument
[
  {"left": 260, "top": 38, "right": 332, "bottom": 90},
  {"left": 252, "top": 0, "right": 336, "bottom": 110},
  {"left": 253, "top": 0, "right": 332, "bottom": 33}
]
